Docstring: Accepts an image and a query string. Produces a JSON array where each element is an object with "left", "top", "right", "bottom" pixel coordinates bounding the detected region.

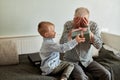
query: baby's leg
[
  {"left": 51, "top": 61, "right": 74, "bottom": 80},
  {"left": 60, "top": 61, "right": 74, "bottom": 80}
]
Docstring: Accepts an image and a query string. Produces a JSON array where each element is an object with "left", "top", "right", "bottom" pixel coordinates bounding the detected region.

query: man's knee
[
  {"left": 104, "top": 69, "right": 111, "bottom": 80},
  {"left": 100, "top": 68, "right": 111, "bottom": 80}
]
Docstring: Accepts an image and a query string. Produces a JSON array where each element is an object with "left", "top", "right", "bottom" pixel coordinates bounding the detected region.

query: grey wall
[{"left": 0, "top": 0, "right": 120, "bottom": 36}]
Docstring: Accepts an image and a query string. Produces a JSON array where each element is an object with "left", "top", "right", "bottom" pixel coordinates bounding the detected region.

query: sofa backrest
[{"left": 101, "top": 32, "right": 120, "bottom": 51}]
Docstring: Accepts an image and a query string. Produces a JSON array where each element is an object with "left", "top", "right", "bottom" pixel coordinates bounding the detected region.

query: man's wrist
[{"left": 90, "top": 32, "right": 94, "bottom": 43}]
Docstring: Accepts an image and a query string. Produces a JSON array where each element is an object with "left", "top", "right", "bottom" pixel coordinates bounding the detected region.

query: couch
[{"left": 0, "top": 32, "right": 120, "bottom": 80}]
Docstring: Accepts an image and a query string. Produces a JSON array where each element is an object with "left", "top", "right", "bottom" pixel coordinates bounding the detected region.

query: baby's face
[{"left": 46, "top": 25, "right": 56, "bottom": 38}]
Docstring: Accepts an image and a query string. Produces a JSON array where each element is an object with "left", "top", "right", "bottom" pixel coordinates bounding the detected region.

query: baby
[{"left": 38, "top": 21, "right": 84, "bottom": 80}]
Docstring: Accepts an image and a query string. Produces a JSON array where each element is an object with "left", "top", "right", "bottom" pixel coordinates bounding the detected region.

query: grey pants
[
  {"left": 50, "top": 61, "right": 74, "bottom": 78},
  {"left": 71, "top": 61, "right": 111, "bottom": 80}
]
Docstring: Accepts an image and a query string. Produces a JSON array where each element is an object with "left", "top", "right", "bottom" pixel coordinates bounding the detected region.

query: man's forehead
[
  {"left": 75, "top": 9, "right": 89, "bottom": 15},
  {"left": 75, "top": 12, "right": 88, "bottom": 16}
]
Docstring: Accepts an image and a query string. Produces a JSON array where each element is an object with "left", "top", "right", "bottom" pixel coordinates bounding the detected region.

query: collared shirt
[
  {"left": 60, "top": 20, "right": 103, "bottom": 67},
  {"left": 39, "top": 38, "right": 78, "bottom": 75}
]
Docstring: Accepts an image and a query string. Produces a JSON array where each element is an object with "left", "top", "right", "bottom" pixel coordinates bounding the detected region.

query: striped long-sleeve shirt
[
  {"left": 60, "top": 20, "right": 103, "bottom": 67},
  {"left": 39, "top": 38, "right": 78, "bottom": 75}
]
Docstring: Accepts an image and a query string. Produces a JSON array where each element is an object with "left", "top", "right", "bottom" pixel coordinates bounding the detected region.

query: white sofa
[{"left": 92, "top": 32, "right": 120, "bottom": 57}]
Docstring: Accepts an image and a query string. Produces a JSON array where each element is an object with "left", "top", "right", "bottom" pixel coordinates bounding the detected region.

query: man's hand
[
  {"left": 73, "top": 16, "right": 89, "bottom": 28},
  {"left": 73, "top": 17, "right": 81, "bottom": 28},
  {"left": 75, "top": 34, "right": 85, "bottom": 43},
  {"left": 80, "top": 17, "right": 89, "bottom": 28}
]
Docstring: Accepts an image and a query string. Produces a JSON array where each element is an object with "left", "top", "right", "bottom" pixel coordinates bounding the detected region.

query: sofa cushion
[{"left": 0, "top": 40, "right": 19, "bottom": 65}]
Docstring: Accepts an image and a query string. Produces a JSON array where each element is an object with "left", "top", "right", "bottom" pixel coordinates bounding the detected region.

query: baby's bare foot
[{"left": 60, "top": 76, "right": 67, "bottom": 80}]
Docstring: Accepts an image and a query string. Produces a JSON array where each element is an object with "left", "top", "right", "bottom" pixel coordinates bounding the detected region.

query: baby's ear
[{"left": 44, "top": 32, "right": 49, "bottom": 38}]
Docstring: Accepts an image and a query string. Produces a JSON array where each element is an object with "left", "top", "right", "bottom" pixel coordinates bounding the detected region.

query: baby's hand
[
  {"left": 75, "top": 34, "right": 85, "bottom": 43},
  {"left": 68, "top": 28, "right": 81, "bottom": 41}
]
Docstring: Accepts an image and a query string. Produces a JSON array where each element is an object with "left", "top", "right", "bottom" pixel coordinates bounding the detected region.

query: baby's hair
[
  {"left": 75, "top": 7, "right": 89, "bottom": 16},
  {"left": 38, "top": 21, "right": 54, "bottom": 37}
]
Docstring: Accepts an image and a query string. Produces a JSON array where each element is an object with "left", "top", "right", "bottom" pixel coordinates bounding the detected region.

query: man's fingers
[
  {"left": 82, "top": 17, "right": 88, "bottom": 25},
  {"left": 80, "top": 31, "right": 84, "bottom": 38},
  {"left": 74, "top": 17, "right": 81, "bottom": 27}
]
